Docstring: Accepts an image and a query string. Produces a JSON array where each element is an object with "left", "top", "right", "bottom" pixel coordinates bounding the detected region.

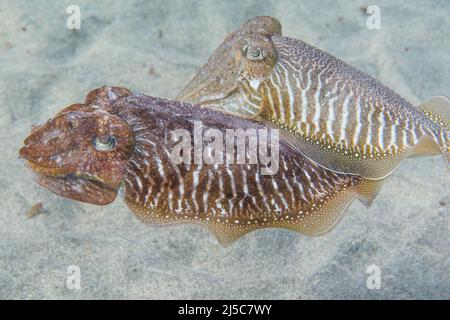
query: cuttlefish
[
  {"left": 19, "top": 86, "right": 379, "bottom": 245},
  {"left": 177, "top": 16, "right": 449, "bottom": 180}
]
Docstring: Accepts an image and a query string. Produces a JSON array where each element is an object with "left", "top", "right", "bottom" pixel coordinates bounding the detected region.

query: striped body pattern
[
  {"left": 20, "top": 86, "right": 379, "bottom": 245},
  {"left": 178, "top": 16, "right": 449, "bottom": 180},
  {"left": 260, "top": 36, "right": 446, "bottom": 162},
  {"left": 114, "top": 95, "right": 373, "bottom": 243}
]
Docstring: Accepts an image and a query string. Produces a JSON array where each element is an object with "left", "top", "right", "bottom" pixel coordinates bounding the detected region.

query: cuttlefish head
[
  {"left": 177, "top": 16, "right": 281, "bottom": 118},
  {"left": 19, "top": 87, "right": 135, "bottom": 205}
]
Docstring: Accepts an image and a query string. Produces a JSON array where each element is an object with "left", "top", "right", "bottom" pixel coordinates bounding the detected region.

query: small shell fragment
[{"left": 26, "top": 202, "right": 45, "bottom": 219}]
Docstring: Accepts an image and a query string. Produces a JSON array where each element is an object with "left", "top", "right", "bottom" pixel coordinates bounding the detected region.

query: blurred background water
[{"left": 0, "top": 0, "right": 449, "bottom": 299}]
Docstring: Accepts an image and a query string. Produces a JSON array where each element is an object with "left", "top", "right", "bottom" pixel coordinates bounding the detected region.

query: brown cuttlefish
[
  {"left": 19, "top": 86, "right": 379, "bottom": 245},
  {"left": 178, "top": 16, "right": 449, "bottom": 181}
]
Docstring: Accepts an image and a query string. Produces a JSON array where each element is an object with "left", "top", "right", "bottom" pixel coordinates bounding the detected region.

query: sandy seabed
[{"left": 0, "top": 0, "right": 449, "bottom": 299}]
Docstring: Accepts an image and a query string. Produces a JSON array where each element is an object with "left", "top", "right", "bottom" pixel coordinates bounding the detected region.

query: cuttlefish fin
[
  {"left": 409, "top": 135, "right": 441, "bottom": 158},
  {"left": 208, "top": 178, "right": 383, "bottom": 243},
  {"left": 205, "top": 222, "right": 260, "bottom": 247},
  {"left": 126, "top": 201, "right": 259, "bottom": 247},
  {"left": 414, "top": 96, "right": 450, "bottom": 167},
  {"left": 283, "top": 178, "right": 382, "bottom": 236},
  {"left": 127, "top": 198, "right": 262, "bottom": 246},
  {"left": 262, "top": 118, "right": 406, "bottom": 180},
  {"left": 355, "top": 178, "right": 384, "bottom": 208},
  {"left": 126, "top": 178, "right": 380, "bottom": 246},
  {"left": 417, "top": 96, "right": 450, "bottom": 127},
  {"left": 259, "top": 94, "right": 450, "bottom": 179}
]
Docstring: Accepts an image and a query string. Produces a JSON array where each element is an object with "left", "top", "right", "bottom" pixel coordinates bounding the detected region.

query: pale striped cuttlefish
[
  {"left": 19, "top": 86, "right": 380, "bottom": 245},
  {"left": 177, "top": 16, "right": 449, "bottom": 180}
]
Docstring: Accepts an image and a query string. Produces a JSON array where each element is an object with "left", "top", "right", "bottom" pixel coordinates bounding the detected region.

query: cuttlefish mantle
[
  {"left": 20, "top": 86, "right": 381, "bottom": 245},
  {"left": 178, "top": 16, "right": 450, "bottom": 180}
]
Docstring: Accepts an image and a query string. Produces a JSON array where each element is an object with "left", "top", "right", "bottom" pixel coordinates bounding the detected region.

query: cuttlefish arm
[
  {"left": 178, "top": 16, "right": 450, "bottom": 180},
  {"left": 20, "top": 87, "right": 381, "bottom": 245}
]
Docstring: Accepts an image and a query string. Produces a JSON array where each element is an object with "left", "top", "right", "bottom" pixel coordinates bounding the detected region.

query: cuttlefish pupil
[
  {"left": 242, "top": 45, "right": 263, "bottom": 60},
  {"left": 93, "top": 136, "right": 117, "bottom": 152}
]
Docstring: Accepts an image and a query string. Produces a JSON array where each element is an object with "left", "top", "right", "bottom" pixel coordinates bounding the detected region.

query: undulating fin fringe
[
  {"left": 210, "top": 178, "right": 384, "bottom": 246},
  {"left": 416, "top": 96, "right": 450, "bottom": 168},
  {"left": 356, "top": 179, "right": 383, "bottom": 208}
]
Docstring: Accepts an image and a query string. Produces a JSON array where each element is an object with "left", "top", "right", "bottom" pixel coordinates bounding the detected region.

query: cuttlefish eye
[
  {"left": 242, "top": 45, "right": 264, "bottom": 60},
  {"left": 92, "top": 136, "right": 117, "bottom": 152}
]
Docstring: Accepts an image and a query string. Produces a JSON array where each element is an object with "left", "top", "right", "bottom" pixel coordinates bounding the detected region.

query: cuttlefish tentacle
[
  {"left": 178, "top": 16, "right": 450, "bottom": 180},
  {"left": 20, "top": 86, "right": 382, "bottom": 245}
]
